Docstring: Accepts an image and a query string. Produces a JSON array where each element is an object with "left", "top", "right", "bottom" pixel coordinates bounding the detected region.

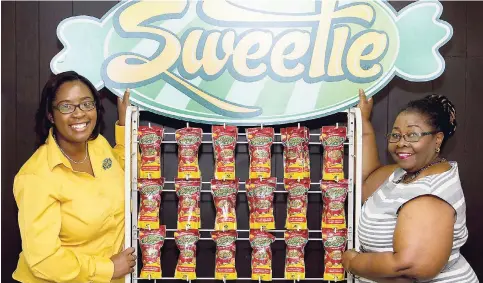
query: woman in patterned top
[{"left": 341, "top": 90, "right": 479, "bottom": 282}]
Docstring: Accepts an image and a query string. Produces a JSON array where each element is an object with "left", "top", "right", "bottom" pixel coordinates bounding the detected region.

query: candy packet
[
  {"left": 138, "top": 178, "right": 164, "bottom": 230},
  {"left": 281, "top": 126, "right": 310, "bottom": 180},
  {"left": 250, "top": 230, "right": 275, "bottom": 281},
  {"left": 320, "top": 126, "right": 347, "bottom": 181},
  {"left": 322, "top": 228, "right": 347, "bottom": 281},
  {"left": 284, "top": 178, "right": 309, "bottom": 230},
  {"left": 321, "top": 180, "right": 348, "bottom": 229},
  {"left": 175, "top": 178, "right": 201, "bottom": 230},
  {"left": 212, "top": 125, "right": 237, "bottom": 180},
  {"left": 246, "top": 128, "right": 274, "bottom": 178},
  {"left": 176, "top": 127, "right": 203, "bottom": 179},
  {"left": 138, "top": 125, "right": 163, "bottom": 178},
  {"left": 284, "top": 229, "right": 308, "bottom": 280},
  {"left": 212, "top": 230, "right": 238, "bottom": 280},
  {"left": 174, "top": 229, "right": 200, "bottom": 280},
  {"left": 211, "top": 179, "right": 238, "bottom": 231},
  {"left": 246, "top": 177, "right": 276, "bottom": 230},
  {"left": 139, "top": 226, "right": 166, "bottom": 279}
]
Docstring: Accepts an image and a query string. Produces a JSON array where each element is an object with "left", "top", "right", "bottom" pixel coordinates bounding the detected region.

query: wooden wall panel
[
  {"left": 467, "top": 1, "right": 483, "bottom": 57},
  {"left": 15, "top": 1, "right": 40, "bottom": 169},
  {"left": 440, "top": 1, "right": 467, "bottom": 58},
  {"left": 371, "top": 87, "right": 390, "bottom": 165},
  {"left": 39, "top": 2, "right": 73, "bottom": 91},
  {"left": 460, "top": 57, "right": 483, "bottom": 271},
  {"left": 1, "top": 2, "right": 18, "bottom": 282},
  {"left": 433, "top": 57, "right": 467, "bottom": 164}
]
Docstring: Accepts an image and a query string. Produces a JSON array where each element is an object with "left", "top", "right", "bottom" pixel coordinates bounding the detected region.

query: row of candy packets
[
  {"left": 139, "top": 125, "right": 164, "bottom": 178},
  {"left": 247, "top": 127, "right": 275, "bottom": 178},
  {"left": 212, "top": 230, "right": 238, "bottom": 280},
  {"left": 284, "top": 178, "right": 310, "bottom": 230},
  {"left": 320, "top": 126, "right": 347, "bottom": 181},
  {"left": 250, "top": 230, "right": 275, "bottom": 281},
  {"left": 175, "top": 178, "right": 201, "bottom": 230},
  {"left": 176, "top": 127, "right": 203, "bottom": 179},
  {"left": 211, "top": 179, "right": 238, "bottom": 231},
  {"left": 281, "top": 126, "right": 310, "bottom": 180},
  {"left": 284, "top": 230, "right": 308, "bottom": 280},
  {"left": 139, "top": 226, "right": 166, "bottom": 279},
  {"left": 322, "top": 228, "right": 348, "bottom": 281},
  {"left": 246, "top": 177, "right": 276, "bottom": 230},
  {"left": 321, "top": 180, "right": 349, "bottom": 229},
  {"left": 138, "top": 178, "right": 164, "bottom": 230},
  {"left": 212, "top": 125, "right": 237, "bottom": 180},
  {"left": 174, "top": 230, "right": 200, "bottom": 280}
]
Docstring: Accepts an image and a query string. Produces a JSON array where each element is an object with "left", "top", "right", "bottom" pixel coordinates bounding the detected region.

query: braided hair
[{"left": 401, "top": 94, "right": 457, "bottom": 147}]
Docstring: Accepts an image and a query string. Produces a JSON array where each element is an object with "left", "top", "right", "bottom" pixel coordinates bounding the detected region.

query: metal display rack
[{"left": 124, "top": 107, "right": 363, "bottom": 283}]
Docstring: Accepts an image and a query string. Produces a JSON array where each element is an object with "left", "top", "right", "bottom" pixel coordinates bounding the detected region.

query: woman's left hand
[
  {"left": 342, "top": 249, "right": 359, "bottom": 271},
  {"left": 117, "top": 89, "right": 131, "bottom": 126}
]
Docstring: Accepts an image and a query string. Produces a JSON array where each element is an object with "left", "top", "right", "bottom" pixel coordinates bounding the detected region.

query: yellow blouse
[{"left": 13, "top": 124, "right": 126, "bottom": 283}]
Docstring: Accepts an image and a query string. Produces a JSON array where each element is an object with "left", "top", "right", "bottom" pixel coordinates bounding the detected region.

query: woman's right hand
[
  {"left": 110, "top": 247, "right": 136, "bottom": 279},
  {"left": 357, "top": 89, "right": 373, "bottom": 121}
]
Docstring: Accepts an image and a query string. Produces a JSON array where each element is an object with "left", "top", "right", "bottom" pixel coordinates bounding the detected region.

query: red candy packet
[
  {"left": 212, "top": 125, "right": 237, "bottom": 180},
  {"left": 175, "top": 178, "right": 201, "bottom": 230},
  {"left": 138, "top": 178, "right": 164, "bottom": 230},
  {"left": 320, "top": 126, "right": 347, "bottom": 181},
  {"left": 250, "top": 230, "right": 275, "bottom": 281},
  {"left": 284, "top": 229, "right": 308, "bottom": 280},
  {"left": 139, "top": 226, "right": 166, "bottom": 279},
  {"left": 212, "top": 230, "right": 238, "bottom": 280},
  {"left": 284, "top": 178, "right": 309, "bottom": 230},
  {"left": 138, "top": 125, "right": 163, "bottom": 179},
  {"left": 211, "top": 179, "right": 238, "bottom": 231},
  {"left": 321, "top": 180, "right": 348, "bottom": 229},
  {"left": 322, "top": 228, "right": 347, "bottom": 281},
  {"left": 176, "top": 127, "right": 203, "bottom": 179},
  {"left": 246, "top": 128, "right": 274, "bottom": 178},
  {"left": 246, "top": 177, "right": 276, "bottom": 230},
  {"left": 281, "top": 126, "right": 310, "bottom": 180},
  {"left": 174, "top": 229, "right": 200, "bottom": 280}
]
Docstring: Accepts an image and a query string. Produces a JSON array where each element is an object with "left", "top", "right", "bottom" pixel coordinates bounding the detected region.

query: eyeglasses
[
  {"left": 53, "top": 101, "right": 96, "bottom": 114},
  {"left": 386, "top": 131, "right": 438, "bottom": 143}
]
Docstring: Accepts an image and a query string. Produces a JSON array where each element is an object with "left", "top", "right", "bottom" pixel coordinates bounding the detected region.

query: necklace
[
  {"left": 395, "top": 157, "right": 447, "bottom": 184},
  {"left": 53, "top": 135, "right": 88, "bottom": 164}
]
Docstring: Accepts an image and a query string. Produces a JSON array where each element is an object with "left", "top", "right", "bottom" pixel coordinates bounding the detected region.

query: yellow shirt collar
[
  {"left": 46, "top": 128, "right": 72, "bottom": 171},
  {"left": 46, "top": 128, "right": 98, "bottom": 171}
]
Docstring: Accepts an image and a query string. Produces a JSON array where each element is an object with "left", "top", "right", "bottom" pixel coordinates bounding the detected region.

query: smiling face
[
  {"left": 388, "top": 111, "right": 444, "bottom": 172},
  {"left": 49, "top": 81, "right": 97, "bottom": 145}
]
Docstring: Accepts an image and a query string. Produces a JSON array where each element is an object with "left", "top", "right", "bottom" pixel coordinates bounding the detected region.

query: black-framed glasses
[
  {"left": 53, "top": 101, "right": 96, "bottom": 114},
  {"left": 386, "top": 131, "right": 438, "bottom": 143}
]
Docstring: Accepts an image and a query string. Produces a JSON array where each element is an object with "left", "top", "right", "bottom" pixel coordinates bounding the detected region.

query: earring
[{"left": 435, "top": 147, "right": 440, "bottom": 153}]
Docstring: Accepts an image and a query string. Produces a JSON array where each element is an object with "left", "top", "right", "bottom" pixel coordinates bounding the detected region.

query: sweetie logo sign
[{"left": 51, "top": 0, "right": 452, "bottom": 125}]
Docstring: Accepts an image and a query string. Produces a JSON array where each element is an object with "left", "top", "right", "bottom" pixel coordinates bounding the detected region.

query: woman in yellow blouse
[{"left": 13, "top": 71, "right": 134, "bottom": 283}]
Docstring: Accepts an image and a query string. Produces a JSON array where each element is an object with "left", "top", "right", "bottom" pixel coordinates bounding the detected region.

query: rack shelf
[{"left": 124, "top": 107, "right": 363, "bottom": 283}]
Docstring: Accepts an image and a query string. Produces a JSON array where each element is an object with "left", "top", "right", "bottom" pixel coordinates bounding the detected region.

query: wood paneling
[
  {"left": 1, "top": 2, "right": 19, "bottom": 281},
  {"left": 15, "top": 1, "right": 40, "bottom": 169},
  {"left": 460, "top": 57, "right": 483, "bottom": 270},
  {"left": 39, "top": 2, "right": 73, "bottom": 90},
  {"left": 2, "top": 1, "right": 483, "bottom": 282},
  {"left": 467, "top": 1, "right": 483, "bottom": 57}
]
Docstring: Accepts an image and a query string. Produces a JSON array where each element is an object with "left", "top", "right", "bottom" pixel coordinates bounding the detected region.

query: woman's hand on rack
[
  {"left": 357, "top": 89, "right": 373, "bottom": 121},
  {"left": 110, "top": 247, "right": 136, "bottom": 279},
  {"left": 117, "top": 89, "right": 131, "bottom": 126},
  {"left": 342, "top": 249, "right": 359, "bottom": 273}
]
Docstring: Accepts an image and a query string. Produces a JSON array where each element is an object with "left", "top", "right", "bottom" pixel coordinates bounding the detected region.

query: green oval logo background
[{"left": 51, "top": 0, "right": 452, "bottom": 125}]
